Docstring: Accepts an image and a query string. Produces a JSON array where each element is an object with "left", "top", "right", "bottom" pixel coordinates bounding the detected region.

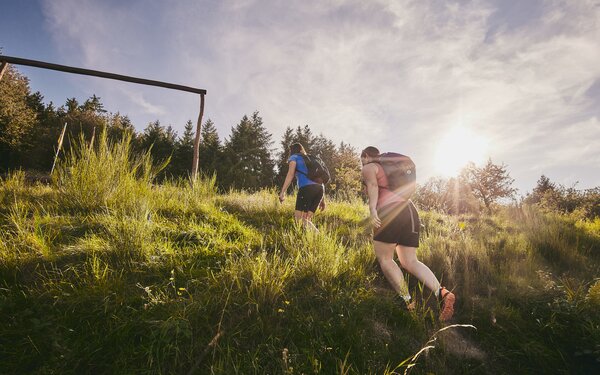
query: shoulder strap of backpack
[{"left": 294, "top": 154, "right": 309, "bottom": 176}]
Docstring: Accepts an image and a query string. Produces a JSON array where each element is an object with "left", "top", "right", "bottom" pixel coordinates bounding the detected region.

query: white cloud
[
  {"left": 40, "top": 0, "right": 600, "bottom": 190},
  {"left": 119, "top": 87, "right": 166, "bottom": 117}
]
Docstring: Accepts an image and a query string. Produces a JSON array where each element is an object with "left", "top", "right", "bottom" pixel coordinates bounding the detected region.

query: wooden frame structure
[{"left": 0, "top": 55, "right": 207, "bottom": 179}]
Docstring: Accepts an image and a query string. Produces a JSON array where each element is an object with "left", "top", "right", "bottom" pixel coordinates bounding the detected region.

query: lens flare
[{"left": 434, "top": 127, "right": 488, "bottom": 176}]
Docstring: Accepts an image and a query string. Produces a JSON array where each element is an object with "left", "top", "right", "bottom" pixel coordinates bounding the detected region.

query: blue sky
[{"left": 1, "top": 0, "right": 599, "bottom": 193}]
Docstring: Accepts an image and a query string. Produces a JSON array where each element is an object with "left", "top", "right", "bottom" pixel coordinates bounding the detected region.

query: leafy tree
[
  {"left": 464, "top": 159, "right": 516, "bottom": 214},
  {"left": 525, "top": 175, "right": 600, "bottom": 219},
  {"left": 582, "top": 187, "right": 600, "bottom": 219},
  {"left": 413, "top": 177, "right": 451, "bottom": 212},
  {"left": 0, "top": 65, "right": 37, "bottom": 171},
  {"left": 413, "top": 175, "right": 479, "bottom": 214},
  {"left": 331, "top": 142, "right": 361, "bottom": 199},
  {"left": 222, "top": 112, "right": 275, "bottom": 190}
]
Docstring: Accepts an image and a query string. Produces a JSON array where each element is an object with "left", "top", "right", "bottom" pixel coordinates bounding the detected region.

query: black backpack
[
  {"left": 378, "top": 152, "right": 416, "bottom": 199},
  {"left": 298, "top": 154, "right": 330, "bottom": 184}
]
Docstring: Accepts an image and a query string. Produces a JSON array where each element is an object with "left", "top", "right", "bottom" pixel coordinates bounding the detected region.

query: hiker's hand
[
  {"left": 278, "top": 192, "right": 285, "bottom": 203},
  {"left": 370, "top": 209, "right": 381, "bottom": 228},
  {"left": 319, "top": 200, "right": 326, "bottom": 211}
]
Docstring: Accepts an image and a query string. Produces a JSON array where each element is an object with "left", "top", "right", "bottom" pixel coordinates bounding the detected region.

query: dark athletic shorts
[
  {"left": 373, "top": 200, "right": 420, "bottom": 248},
  {"left": 295, "top": 184, "right": 324, "bottom": 213}
]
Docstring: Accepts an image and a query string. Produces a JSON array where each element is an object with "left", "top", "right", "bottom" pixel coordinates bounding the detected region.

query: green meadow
[{"left": 1, "top": 134, "right": 599, "bottom": 374}]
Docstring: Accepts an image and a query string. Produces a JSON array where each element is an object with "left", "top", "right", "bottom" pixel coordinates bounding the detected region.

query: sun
[{"left": 434, "top": 127, "right": 488, "bottom": 176}]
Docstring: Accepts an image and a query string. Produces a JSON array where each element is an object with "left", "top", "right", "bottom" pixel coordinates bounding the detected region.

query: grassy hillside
[{"left": 1, "top": 135, "right": 599, "bottom": 374}]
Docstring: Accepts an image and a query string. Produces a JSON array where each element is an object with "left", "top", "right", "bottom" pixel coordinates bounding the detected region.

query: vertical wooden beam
[
  {"left": 89, "top": 126, "right": 96, "bottom": 150},
  {"left": 192, "top": 94, "right": 205, "bottom": 180},
  {"left": 0, "top": 62, "right": 8, "bottom": 81},
  {"left": 51, "top": 122, "right": 68, "bottom": 175}
]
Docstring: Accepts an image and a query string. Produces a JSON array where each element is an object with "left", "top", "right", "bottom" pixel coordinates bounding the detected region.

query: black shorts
[
  {"left": 295, "top": 184, "right": 324, "bottom": 213},
  {"left": 373, "top": 200, "right": 420, "bottom": 247}
]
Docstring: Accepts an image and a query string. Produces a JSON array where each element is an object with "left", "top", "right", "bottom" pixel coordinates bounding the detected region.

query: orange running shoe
[{"left": 439, "top": 287, "right": 455, "bottom": 322}]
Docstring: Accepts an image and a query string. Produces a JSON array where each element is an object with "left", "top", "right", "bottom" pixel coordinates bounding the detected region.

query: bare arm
[
  {"left": 279, "top": 161, "right": 297, "bottom": 202},
  {"left": 362, "top": 163, "right": 381, "bottom": 227}
]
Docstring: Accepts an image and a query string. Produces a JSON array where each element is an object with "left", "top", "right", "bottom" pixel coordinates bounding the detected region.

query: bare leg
[
  {"left": 294, "top": 210, "right": 318, "bottom": 231},
  {"left": 294, "top": 210, "right": 303, "bottom": 225},
  {"left": 396, "top": 245, "right": 440, "bottom": 295},
  {"left": 374, "top": 240, "right": 409, "bottom": 297}
]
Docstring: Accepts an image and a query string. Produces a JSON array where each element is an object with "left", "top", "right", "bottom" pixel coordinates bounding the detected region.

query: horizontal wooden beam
[{"left": 0, "top": 55, "right": 207, "bottom": 95}]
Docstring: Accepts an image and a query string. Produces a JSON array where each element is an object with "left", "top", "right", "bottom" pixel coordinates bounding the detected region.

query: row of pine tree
[{"left": 0, "top": 65, "right": 362, "bottom": 194}]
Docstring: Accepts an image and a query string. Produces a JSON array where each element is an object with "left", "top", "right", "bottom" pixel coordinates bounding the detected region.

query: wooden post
[
  {"left": 0, "top": 62, "right": 8, "bottom": 81},
  {"left": 89, "top": 126, "right": 96, "bottom": 150},
  {"left": 191, "top": 94, "right": 205, "bottom": 180},
  {"left": 0, "top": 55, "right": 209, "bottom": 178},
  {"left": 50, "top": 123, "right": 68, "bottom": 175}
]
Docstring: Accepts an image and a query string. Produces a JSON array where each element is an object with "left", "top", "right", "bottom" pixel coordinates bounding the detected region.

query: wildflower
[{"left": 277, "top": 308, "right": 285, "bottom": 313}]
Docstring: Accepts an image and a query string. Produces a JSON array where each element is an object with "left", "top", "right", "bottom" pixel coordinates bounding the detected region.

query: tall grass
[
  {"left": 0, "top": 170, "right": 26, "bottom": 208},
  {"left": 1, "top": 137, "right": 599, "bottom": 373},
  {"left": 54, "top": 129, "right": 165, "bottom": 213}
]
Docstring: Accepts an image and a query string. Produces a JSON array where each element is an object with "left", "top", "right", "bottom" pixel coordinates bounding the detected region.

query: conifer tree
[
  {"left": 199, "top": 119, "right": 221, "bottom": 178},
  {"left": 275, "top": 127, "right": 295, "bottom": 187},
  {"left": 139, "top": 120, "right": 177, "bottom": 179},
  {"left": 223, "top": 111, "right": 275, "bottom": 190},
  {"left": 275, "top": 125, "right": 317, "bottom": 187},
  {"left": 170, "top": 120, "right": 195, "bottom": 178}
]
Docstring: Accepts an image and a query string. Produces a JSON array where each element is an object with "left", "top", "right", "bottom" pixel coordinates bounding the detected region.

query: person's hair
[
  {"left": 361, "top": 146, "right": 380, "bottom": 158},
  {"left": 289, "top": 142, "right": 307, "bottom": 156}
]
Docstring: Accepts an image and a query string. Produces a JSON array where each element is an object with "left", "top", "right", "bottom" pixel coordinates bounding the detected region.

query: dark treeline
[
  {"left": 1, "top": 65, "right": 597, "bottom": 218},
  {"left": 0, "top": 65, "right": 362, "bottom": 195}
]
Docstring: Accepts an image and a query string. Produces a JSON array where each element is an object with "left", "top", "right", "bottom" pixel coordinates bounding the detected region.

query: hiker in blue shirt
[{"left": 279, "top": 143, "right": 325, "bottom": 230}]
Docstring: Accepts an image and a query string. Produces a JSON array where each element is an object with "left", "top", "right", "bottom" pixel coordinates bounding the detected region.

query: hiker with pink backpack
[{"left": 360, "top": 146, "right": 455, "bottom": 321}]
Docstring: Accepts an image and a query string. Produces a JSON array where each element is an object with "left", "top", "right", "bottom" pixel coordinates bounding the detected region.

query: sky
[{"left": 1, "top": 0, "right": 599, "bottom": 193}]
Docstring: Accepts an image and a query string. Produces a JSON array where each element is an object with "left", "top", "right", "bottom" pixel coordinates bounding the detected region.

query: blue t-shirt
[{"left": 288, "top": 154, "right": 318, "bottom": 188}]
